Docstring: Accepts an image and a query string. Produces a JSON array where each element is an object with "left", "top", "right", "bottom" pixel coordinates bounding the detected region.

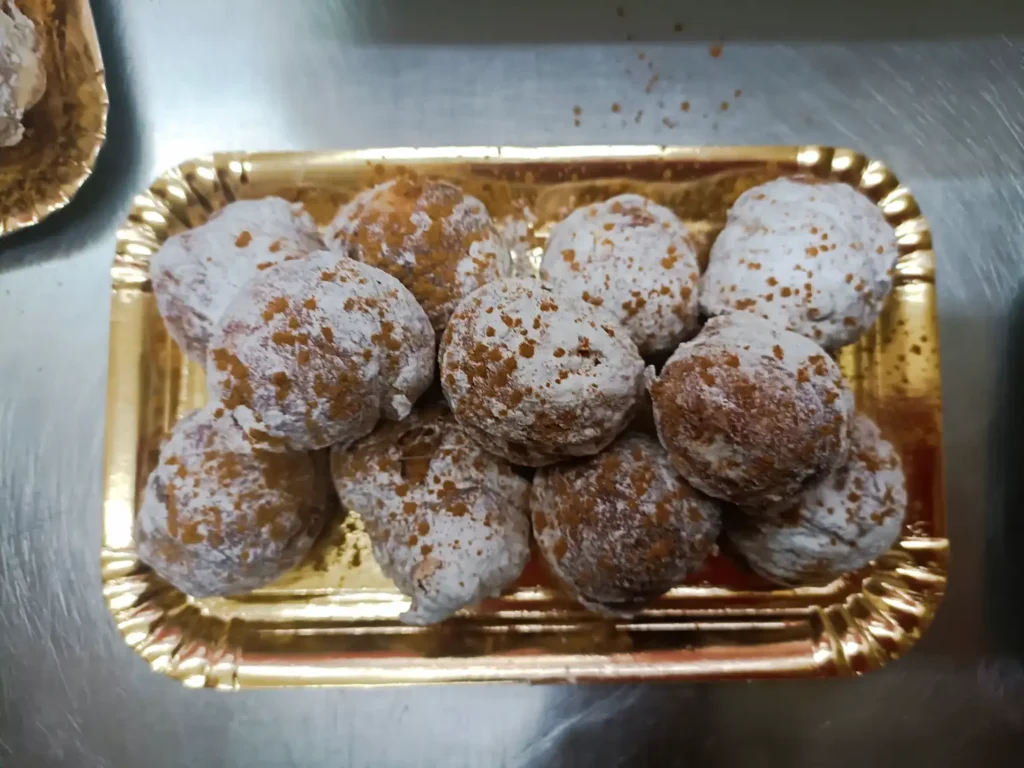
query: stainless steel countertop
[{"left": 3, "top": 0, "right": 1024, "bottom": 764}]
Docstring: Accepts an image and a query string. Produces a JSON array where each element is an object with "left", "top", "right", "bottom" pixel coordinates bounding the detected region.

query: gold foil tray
[
  {"left": 0, "top": 0, "right": 107, "bottom": 236},
  {"left": 104, "top": 146, "right": 947, "bottom": 687}
]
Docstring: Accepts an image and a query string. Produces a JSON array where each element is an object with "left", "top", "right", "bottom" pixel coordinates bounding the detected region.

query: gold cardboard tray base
[{"left": 104, "top": 146, "right": 946, "bottom": 687}]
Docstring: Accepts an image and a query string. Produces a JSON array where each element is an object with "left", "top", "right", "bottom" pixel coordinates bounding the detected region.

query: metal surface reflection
[{"left": 2, "top": 0, "right": 1024, "bottom": 764}]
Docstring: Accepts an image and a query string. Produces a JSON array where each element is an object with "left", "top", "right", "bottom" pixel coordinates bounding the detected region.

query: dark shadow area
[
  {"left": 324, "top": 0, "right": 1024, "bottom": 44},
  {"left": 0, "top": 0, "right": 145, "bottom": 274},
  {"left": 984, "top": 281, "right": 1024, "bottom": 657}
]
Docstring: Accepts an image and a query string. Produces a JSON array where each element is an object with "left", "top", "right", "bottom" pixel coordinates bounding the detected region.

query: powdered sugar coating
[
  {"left": 440, "top": 278, "right": 647, "bottom": 466},
  {"left": 700, "top": 178, "right": 899, "bottom": 350},
  {"left": 208, "top": 251, "right": 435, "bottom": 452},
  {"left": 330, "top": 406, "right": 530, "bottom": 625},
  {"left": 135, "top": 405, "right": 331, "bottom": 597},
  {"left": 726, "top": 413, "right": 906, "bottom": 585},
  {"left": 327, "top": 177, "right": 511, "bottom": 331},
  {"left": 542, "top": 194, "right": 701, "bottom": 355},
  {"left": 649, "top": 313, "right": 854, "bottom": 508},
  {"left": 0, "top": 0, "right": 45, "bottom": 147},
  {"left": 531, "top": 433, "right": 722, "bottom": 617},
  {"left": 151, "top": 197, "right": 324, "bottom": 363}
]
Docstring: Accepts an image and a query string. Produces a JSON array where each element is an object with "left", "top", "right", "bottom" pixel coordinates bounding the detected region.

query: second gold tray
[
  {"left": 0, "top": 0, "right": 107, "bottom": 237},
  {"left": 104, "top": 145, "right": 947, "bottom": 687}
]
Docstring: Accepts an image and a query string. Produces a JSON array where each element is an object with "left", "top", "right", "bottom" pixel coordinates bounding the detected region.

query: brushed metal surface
[{"left": 2, "top": 0, "right": 1023, "bottom": 764}]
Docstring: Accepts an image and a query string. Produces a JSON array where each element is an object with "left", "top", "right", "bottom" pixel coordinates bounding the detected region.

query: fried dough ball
[
  {"left": 208, "top": 252, "right": 434, "bottom": 452},
  {"left": 649, "top": 313, "right": 854, "bottom": 508},
  {"left": 531, "top": 433, "right": 722, "bottom": 616},
  {"left": 439, "top": 278, "right": 647, "bottom": 466},
  {"left": 327, "top": 177, "right": 511, "bottom": 331},
  {"left": 542, "top": 194, "right": 701, "bottom": 355},
  {"left": 331, "top": 406, "right": 530, "bottom": 624},
  {"left": 701, "top": 178, "right": 899, "bottom": 350},
  {"left": 135, "top": 405, "right": 332, "bottom": 597},
  {"left": 725, "top": 414, "right": 906, "bottom": 585},
  {"left": 0, "top": 0, "right": 46, "bottom": 147},
  {"left": 151, "top": 197, "right": 323, "bottom": 363}
]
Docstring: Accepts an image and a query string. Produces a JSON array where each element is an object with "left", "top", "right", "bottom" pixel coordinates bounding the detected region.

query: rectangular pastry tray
[
  {"left": 0, "top": 0, "right": 107, "bottom": 237},
  {"left": 103, "top": 145, "right": 947, "bottom": 687}
]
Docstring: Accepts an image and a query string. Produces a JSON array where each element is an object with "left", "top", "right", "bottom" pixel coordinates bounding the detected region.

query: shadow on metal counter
[
  {"left": 316, "top": 0, "right": 1024, "bottom": 44},
  {"left": 986, "top": 280, "right": 1024, "bottom": 660}
]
